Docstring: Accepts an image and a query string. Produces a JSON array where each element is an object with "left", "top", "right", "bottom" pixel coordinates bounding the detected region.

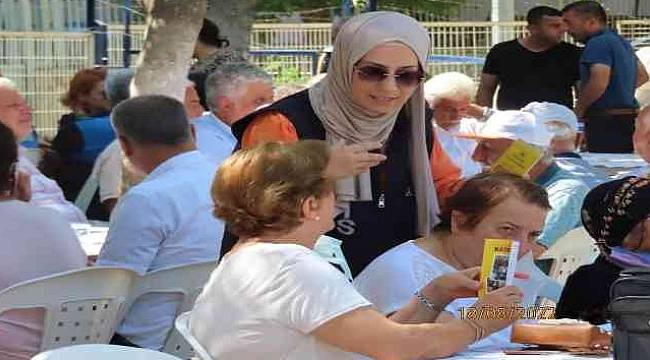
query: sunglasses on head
[{"left": 353, "top": 64, "right": 425, "bottom": 88}]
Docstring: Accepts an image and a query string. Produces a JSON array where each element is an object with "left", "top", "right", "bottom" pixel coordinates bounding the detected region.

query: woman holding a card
[{"left": 354, "top": 172, "right": 558, "bottom": 347}]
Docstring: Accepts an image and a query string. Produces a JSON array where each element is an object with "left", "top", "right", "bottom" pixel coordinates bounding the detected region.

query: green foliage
[{"left": 262, "top": 60, "right": 310, "bottom": 85}]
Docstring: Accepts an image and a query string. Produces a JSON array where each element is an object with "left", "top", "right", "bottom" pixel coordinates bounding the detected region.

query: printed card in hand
[
  {"left": 479, "top": 239, "right": 520, "bottom": 297},
  {"left": 490, "top": 140, "right": 544, "bottom": 177}
]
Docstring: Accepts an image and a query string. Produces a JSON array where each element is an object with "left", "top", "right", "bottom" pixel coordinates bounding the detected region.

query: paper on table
[{"left": 71, "top": 222, "right": 108, "bottom": 257}]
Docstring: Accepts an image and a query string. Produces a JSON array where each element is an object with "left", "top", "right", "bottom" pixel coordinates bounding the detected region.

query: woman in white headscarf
[{"left": 230, "top": 11, "right": 462, "bottom": 276}]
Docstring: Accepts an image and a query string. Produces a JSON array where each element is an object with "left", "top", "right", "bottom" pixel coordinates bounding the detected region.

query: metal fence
[
  {"left": 617, "top": 19, "right": 650, "bottom": 42},
  {"left": 0, "top": 31, "right": 94, "bottom": 137},
  {"left": 2, "top": 19, "right": 650, "bottom": 137}
]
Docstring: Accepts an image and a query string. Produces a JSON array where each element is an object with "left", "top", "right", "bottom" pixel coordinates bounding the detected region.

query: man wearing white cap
[
  {"left": 522, "top": 102, "right": 579, "bottom": 156},
  {"left": 522, "top": 102, "right": 607, "bottom": 189},
  {"left": 462, "top": 110, "right": 591, "bottom": 253}
]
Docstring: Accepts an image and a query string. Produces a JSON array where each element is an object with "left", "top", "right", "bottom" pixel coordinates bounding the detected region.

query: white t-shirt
[
  {"left": 435, "top": 118, "right": 483, "bottom": 178},
  {"left": 354, "top": 240, "right": 558, "bottom": 350},
  {"left": 190, "top": 243, "right": 372, "bottom": 360},
  {"left": 0, "top": 200, "right": 86, "bottom": 359},
  {"left": 354, "top": 240, "right": 457, "bottom": 315}
]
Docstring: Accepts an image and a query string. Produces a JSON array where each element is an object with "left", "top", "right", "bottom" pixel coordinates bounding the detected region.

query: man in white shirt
[
  {"left": 424, "top": 72, "right": 483, "bottom": 177},
  {"left": 194, "top": 62, "right": 274, "bottom": 165},
  {"left": 96, "top": 95, "right": 223, "bottom": 349},
  {"left": 0, "top": 77, "right": 87, "bottom": 223}
]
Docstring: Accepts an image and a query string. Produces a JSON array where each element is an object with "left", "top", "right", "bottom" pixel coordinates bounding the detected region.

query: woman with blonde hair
[{"left": 190, "top": 140, "right": 522, "bottom": 360}]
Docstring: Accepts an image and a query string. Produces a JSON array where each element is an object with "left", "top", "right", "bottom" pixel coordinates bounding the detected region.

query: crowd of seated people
[
  {"left": 4, "top": 2, "right": 650, "bottom": 359},
  {"left": 191, "top": 141, "right": 522, "bottom": 359}
]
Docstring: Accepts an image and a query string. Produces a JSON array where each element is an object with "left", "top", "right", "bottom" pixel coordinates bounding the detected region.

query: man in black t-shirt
[{"left": 477, "top": 6, "right": 581, "bottom": 110}]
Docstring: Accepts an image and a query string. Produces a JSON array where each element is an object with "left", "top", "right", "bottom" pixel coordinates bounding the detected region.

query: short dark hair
[
  {"left": 527, "top": 6, "right": 563, "bottom": 25},
  {"left": 111, "top": 95, "right": 191, "bottom": 146},
  {"left": 198, "top": 18, "right": 229, "bottom": 48},
  {"left": 442, "top": 172, "right": 551, "bottom": 230},
  {"left": 0, "top": 122, "right": 17, "bottom": 193},
  {"left": 562, "top": 1, "right": 607, "bottom": 24},
  {"left": 188, "top": 70, "right": 208, "bottom": 110}
]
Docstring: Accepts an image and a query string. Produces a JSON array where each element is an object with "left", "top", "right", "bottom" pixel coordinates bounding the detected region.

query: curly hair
[{"left": 212, "top": 141, "right": 333, "bottom": 238}]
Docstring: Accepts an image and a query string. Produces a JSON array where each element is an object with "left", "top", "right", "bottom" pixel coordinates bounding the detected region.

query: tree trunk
[
  {"left": 132, "top": 0, "right": 207, "bottom": 101},
  {"left": 206, "top": 0, "right": 257, "bottom": 54}
]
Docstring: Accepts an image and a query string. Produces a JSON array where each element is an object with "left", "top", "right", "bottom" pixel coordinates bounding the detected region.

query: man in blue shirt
[
  {"left": 562, "top": 1, "right": 649, "bottom": 153},
  {"left": 98, "top": 95, "right": 223, "bottom": 349}
]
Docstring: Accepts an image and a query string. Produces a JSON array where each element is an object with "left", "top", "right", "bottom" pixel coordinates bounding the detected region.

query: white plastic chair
[
  {"left": 74, "top": 176, "right": 99, "bottom": 214},
  {"left": 126, "top": 261, "right": 218, "bottom": 359},
  {"left": 174, "top": 312, "right": 213, "bottom": 360},
  {"left": 539, "top": 227, "right": 600, "bottom": 285},
  {"left": 32, "top": 344, "right": 181, "bottom": 360},
  {"left": 0, "top": 267, "right": 138, "bottom": 352}
]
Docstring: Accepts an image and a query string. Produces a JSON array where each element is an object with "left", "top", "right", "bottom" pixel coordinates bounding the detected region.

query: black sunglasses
[{"left": 353, "top": 65, "right": 425, "bottom": 88}]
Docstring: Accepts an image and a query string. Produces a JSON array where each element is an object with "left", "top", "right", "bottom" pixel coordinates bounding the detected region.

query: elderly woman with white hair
[{"left": 424, "top": 72, "right": 483, "bottom": 177}]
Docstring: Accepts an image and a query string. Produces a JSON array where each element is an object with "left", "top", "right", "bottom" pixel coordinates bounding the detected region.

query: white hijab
[{"left": 308, "top": 11, "right": 439, "bottom": 235}]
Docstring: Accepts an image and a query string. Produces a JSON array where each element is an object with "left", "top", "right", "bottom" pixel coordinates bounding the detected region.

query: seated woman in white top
[
  {"left": 354, "top": 172, "right": 562, "bottom": 349},
  {"left": 0, "top": 123, "right": 86, "bottom": 360},
  {"left": 190, "top": 140, "right": 524, "bottom": 360}
]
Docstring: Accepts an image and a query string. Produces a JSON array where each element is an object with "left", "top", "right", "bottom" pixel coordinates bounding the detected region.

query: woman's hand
[
  {"left": 470, "top": 285, "right": 523, "bottom": 334},
  {"left": 420, "top": 267, "right": 481, "bottom": 309},
  {"left": 324, "top": 142, "right": 387, "bottom": 179}
]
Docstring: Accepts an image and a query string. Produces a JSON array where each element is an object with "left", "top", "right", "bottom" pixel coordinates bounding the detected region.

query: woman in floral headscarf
[
  {"left": 556, "top": 176, "right": 650, "bottom": 324},
  {"left": 228, "top": 11, "right": 462, "bottom": 276}
]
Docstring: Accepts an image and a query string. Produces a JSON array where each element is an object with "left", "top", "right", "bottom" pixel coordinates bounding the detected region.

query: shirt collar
[
  {"left": 534, "top": 162, "right": 561, "bottom": 187},
  {"left": 206, "top": 112, "right": 235, "bottom": 138},
  {"left": 146, "top": 150, "right": 204, "bottom": 182}
]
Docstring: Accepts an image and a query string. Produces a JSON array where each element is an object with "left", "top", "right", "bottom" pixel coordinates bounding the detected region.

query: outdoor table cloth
[{"left": 580, "top": 152, "right": 650, "bottom": 178}]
